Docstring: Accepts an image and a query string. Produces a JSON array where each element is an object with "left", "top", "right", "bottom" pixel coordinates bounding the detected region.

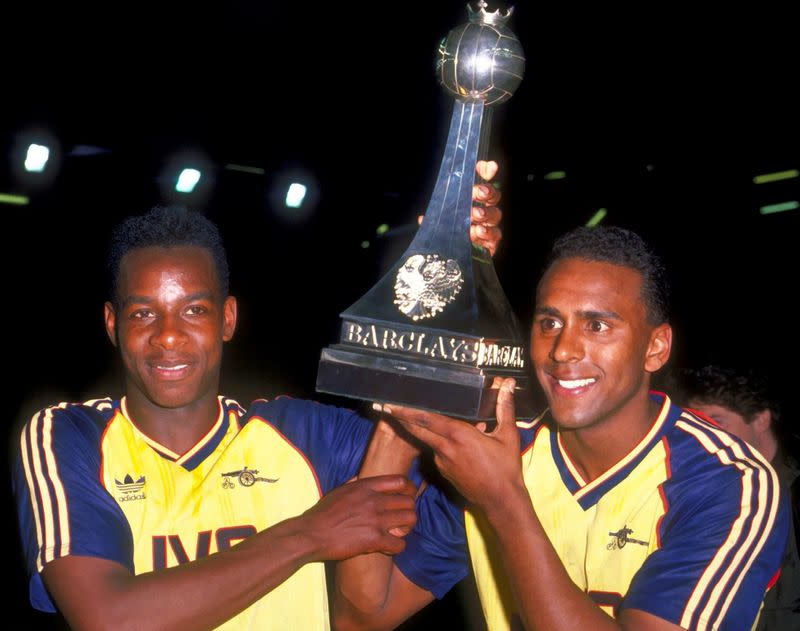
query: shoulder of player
[
  {"left": 663, "top": 407, "right": 781, "bottom": 495},
  {"left": 240, "top": 395, "right": 368, "bottom": 432},
  {"left": 17, "top": 397, "right": 119, "bottom": 463},
  {"left": 515, "top": 408, "right": 550, "bottom": 452},
  {"left": 21, "top": 397, "right": 118, "bottom": 434}
]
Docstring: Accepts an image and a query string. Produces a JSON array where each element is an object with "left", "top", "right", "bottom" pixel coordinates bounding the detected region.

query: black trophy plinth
[{"left": 317, "top": 3, "right": 537, "bottom": 421}]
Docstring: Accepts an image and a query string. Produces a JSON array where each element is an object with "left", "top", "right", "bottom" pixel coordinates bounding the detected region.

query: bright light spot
[
  {"left": 470, "top": 52, "right": 493, "bottom": 74},
  {"left": 176, "top": 168, "right": 201, "bottom": 193},
  {"left": 753, "top": 169, "right": 799, "bottom": 185},
  {"left": 361, "top": 241, "right": 370, "bottom": 249},
  {"left": 0, "top": 193, "right": 29, "bottom": 205},
  {"left": 285, "top": 183, "right": 308, "bottom": 208},
  {"left": 24, "top": 144, "right": 50, "bottom": 172},
  {"left": 759, "top": 201, "right": 799, "bottom": 215},
  {"left": 376, "top": 223, "right": 389, "bottom": 235},
  {"left": 586, "top": 208, "right": 608, "bottom": 227},
  {"left": 544, "top": 170, "right": 566, "bottom": 181}
]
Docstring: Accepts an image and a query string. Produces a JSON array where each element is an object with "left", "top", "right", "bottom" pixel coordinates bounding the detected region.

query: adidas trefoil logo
[{"left": 115, "top": 474, "right": 146, "bottom": 502}]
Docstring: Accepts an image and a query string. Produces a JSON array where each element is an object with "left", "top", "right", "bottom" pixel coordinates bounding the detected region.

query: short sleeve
[
  {"left": 13, "top": 405, "right": 134, "bottom": 612},
  {"left": 395, "top": 481, "right": 469, "bottom": 599},
  {"left": 253, "top": 397, "right": 469, "bottom": 598},
  {"left": 251, "top": 397, "right": 374, "bottom": 494},
  {"left": 623, "top": 447, "right": 789, "bottom": 630}
]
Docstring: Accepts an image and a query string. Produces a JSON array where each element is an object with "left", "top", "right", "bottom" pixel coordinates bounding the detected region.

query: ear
[
  {"left": 644, "top": 323, "right": 672, "bottom": 373},
  {"left": 751, "top": 409, "right": 772, "bottom": 435},
  {"left": 104, "top": 302, "right": 118, "bottom": 347},
  {"left": 222, "top": 296, "right": 238, "bottom": 342}
]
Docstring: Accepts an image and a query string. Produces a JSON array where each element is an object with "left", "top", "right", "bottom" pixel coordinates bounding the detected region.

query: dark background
[{"left": 3, "top": 2, "right": 798, "bottom": 628}]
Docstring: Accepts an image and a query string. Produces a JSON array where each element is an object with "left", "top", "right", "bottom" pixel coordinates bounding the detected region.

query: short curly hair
[
  {"left": 543, "top": 226, "right": 670, "bottom": 325},
  {"left": 107, "top": 206, "right": 229, "bottom": 304},
  {"left": 676, "top": 365, "right": 781, "bottom": 428}
]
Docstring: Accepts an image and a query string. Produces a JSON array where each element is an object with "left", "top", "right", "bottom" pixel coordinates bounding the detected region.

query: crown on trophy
[{"left": 467, "top": 1, "right": 514, "bottom": 26}]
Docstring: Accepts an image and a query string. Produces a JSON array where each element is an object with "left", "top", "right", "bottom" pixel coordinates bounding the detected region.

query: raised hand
[
  {"left": 418, "top": 159, "right": 503, "bottom": 256},
  {"left": 471, "top": 160, "right": 503, "bottom": 256}
]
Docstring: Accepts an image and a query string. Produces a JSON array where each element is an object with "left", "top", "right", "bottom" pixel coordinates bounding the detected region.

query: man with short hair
[
  {"left": 678, "top": 365, "right": 799, "bottom": 631},
  {"left": 14, "top": 169, "right": 503, "bottom": 631},
  {"left": 334, "top": 226, "right": 789, "bottom": 631},
  {"left": 15, "top": 206, "right": 418, "bottom": 631}
]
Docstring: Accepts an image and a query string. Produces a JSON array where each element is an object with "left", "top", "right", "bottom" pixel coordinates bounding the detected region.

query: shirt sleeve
[
  {"left": 13, "top": 404, "right": 134, "bottom": 612},
  {"left": 253, "top": 397, "right": 374, "bottom": 493},
  {"left": 254, "top": 397, "right": 469, "bottom": 598},
  {"left": 623, "top": 440, "right": 789, "bottom": 630},
  {"left": 394, "top": 480, "right": 469, "bottom": 599}
]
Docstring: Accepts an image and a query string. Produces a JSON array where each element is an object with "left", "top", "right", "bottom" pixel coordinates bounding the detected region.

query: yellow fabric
[
  {"left": 100, "top": 403, "right": 329, "bottom": 631},
  {"left": 466, "top": 423, "right": 670, "bottom": 630}
]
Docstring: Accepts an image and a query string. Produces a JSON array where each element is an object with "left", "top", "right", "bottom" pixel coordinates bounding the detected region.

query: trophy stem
[
  {"left": 477, "top": 107, "right": 493, "bottom": 164},
  {"left": 411, "top": 100, "right": 485, "bottom": 272}
]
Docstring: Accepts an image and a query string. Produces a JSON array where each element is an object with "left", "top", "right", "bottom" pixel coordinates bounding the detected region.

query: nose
[
  {"left": 549, "top": 324, "right": 584, "bottom": 363},
  {"left": 150, "top": 313, "right": 187, "bottom": 350}
]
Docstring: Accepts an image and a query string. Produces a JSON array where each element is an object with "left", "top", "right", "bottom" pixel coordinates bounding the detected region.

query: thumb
[
  {"left": 476, "top": 160, "right": 499, "bottom": 182},
  {"left": 495, "top": 378, "right": 517, "bottom": 438}
]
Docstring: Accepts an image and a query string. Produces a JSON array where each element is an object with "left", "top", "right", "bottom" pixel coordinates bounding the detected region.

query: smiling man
[
  {"left": 12, "top": 207, "right": 423, "bottom": 631},
  {"left": 14, "top": 166, "right": 503, "bottom": 631},
  {"left": 334, "top": 226, "right": 789, "bottom": 631}
]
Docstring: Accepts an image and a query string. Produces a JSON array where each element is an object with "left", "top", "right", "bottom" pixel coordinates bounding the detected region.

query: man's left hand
[
  {"left": 470, "top": 160, "right": 503, "bottom": 256},
  {"left": 418, "top": 159, "right": 503, "bottom": 256}
]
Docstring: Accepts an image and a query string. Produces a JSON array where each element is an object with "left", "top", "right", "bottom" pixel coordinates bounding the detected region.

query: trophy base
[{"left": 316, "top": 345, "right": 540, "bottom": 422}]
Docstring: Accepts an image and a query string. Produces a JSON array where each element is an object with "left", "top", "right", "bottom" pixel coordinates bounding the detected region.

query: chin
[
  {"left": 144, "top": 387, "right": 202, "bottom": 410},
  {"left": 549, "top": 407, "right": 597, "bottom": 431}
]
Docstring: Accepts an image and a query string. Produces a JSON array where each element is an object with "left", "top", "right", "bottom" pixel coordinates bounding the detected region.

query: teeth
[
  {"left": 156, "top": 364, "right": 188, "bottom": 371},
  {"left": 558, "top": 378, "right": 596, "bottom": 389}
]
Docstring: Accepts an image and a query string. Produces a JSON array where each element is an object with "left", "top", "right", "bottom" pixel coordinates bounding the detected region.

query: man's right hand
[
  {"left": 302, "top": 475, "right": 417, "bottom": 561},
  {"left": 332, "top": 453, "right": 435, "bottom": 631}
]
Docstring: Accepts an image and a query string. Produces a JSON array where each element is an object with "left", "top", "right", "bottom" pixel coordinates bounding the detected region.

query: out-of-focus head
[{"left": 678, "top": 365, "right": 780, "bottom": 459}]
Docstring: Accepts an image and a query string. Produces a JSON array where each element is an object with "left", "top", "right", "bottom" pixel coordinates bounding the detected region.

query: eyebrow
[
  {"left": 121, "top": 291, "right": 216, "bottom": 308},
  {"left": 534, "top": 306, "right": 562, "bottom": 317},
  {"left": 184, "top": 292, "right": 216, "bottom": 302},
  {"left": 534, "top": 306, "right": 622, "bottom": 321},
  {"left": 121, "top": 295, "right": 153, "bottom": 308},
  {"left": 579, "top": 309, "right": 622, "bottom": 321}
]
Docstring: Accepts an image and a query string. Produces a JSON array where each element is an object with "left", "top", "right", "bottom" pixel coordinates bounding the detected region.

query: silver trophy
[{"left": 317, "top": 3, "right": 535, "bottom": 420}]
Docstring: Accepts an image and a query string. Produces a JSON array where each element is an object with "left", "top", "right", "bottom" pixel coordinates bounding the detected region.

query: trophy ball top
[{"left": 437, "top": 2, "right": 525, "bottom": 105}]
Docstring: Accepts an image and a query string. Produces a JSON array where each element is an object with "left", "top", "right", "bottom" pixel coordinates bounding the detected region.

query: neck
[
  {"left": 123, "top": 389, "right": 221, "bottom": 456},
  {"left": 760, "top": 433, "right": 779, "bottom": 463},
  {"left": 559, "top": 392, "right": 661, "bottom": 483}
]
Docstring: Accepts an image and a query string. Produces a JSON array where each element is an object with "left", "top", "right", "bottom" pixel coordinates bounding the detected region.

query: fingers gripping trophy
[{"left": 317, "top": 2, "right": 535, "bottom": 421}]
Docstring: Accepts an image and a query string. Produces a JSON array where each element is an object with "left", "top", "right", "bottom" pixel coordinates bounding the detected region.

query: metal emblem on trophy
[{"left": 317, "top": 1, "right": 536, "bottom": 420}]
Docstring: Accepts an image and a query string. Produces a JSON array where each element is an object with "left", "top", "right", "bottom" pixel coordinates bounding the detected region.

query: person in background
[{"left": 677, "top": 365, "right": 799, "bottom": 630}]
